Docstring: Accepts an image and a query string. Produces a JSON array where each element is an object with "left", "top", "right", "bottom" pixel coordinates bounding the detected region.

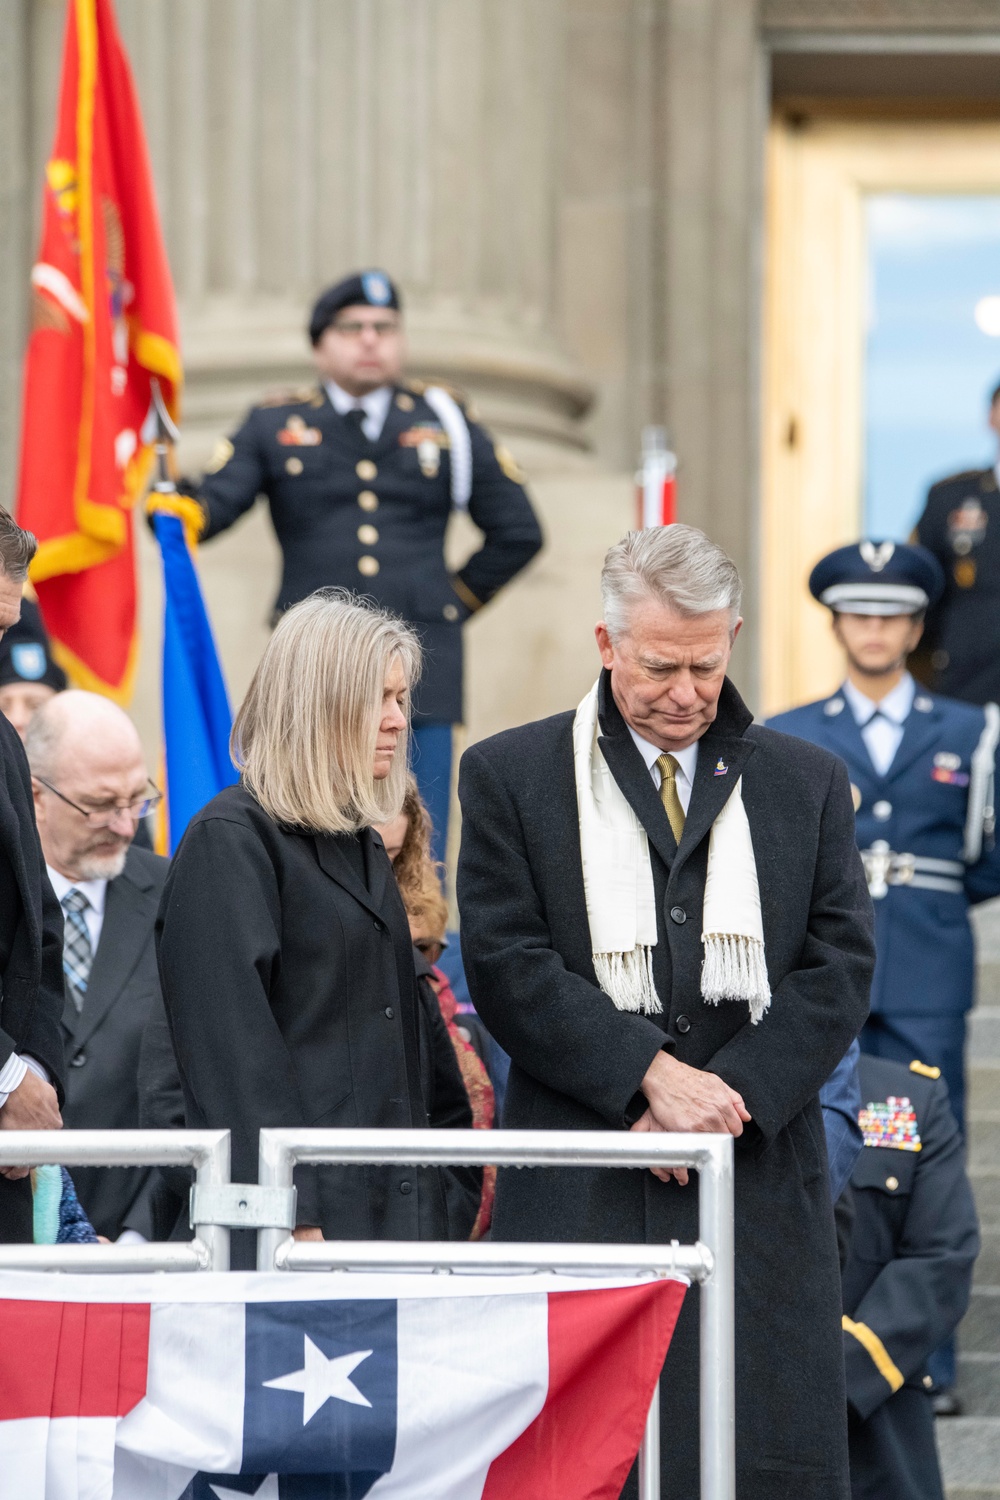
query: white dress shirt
[
  {"left": 627, "top": 726, "right": 699, "bottom": 814},
  {"left": 842, "top": 672, "right": 915, "bottom": 777},
  {"left": 324, "top": 381, "right": 393, "bottom": 443},
  {"left": 46, "top": 867, "right": 109, "bottom": 952}
]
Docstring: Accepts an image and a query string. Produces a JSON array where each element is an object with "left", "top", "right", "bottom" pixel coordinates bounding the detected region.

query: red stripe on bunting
[
  {"left": 482, "top": 1280, "right": 685, "bottom": 1500},
  {"left": 0, "top": 1301, "right": 150, "bottom": 1420}
]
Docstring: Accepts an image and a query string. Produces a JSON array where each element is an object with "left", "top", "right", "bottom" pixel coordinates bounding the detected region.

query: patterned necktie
[
  {"left": 655, "top": 754, "right": 686, "bottom": 845},
  {"left": 61, "top": 888, "right": 93, "bottom": 1013}
]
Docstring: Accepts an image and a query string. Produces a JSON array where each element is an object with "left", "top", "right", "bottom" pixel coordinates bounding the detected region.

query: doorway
[{"left": 762, "top": 111, "right": 1000, "bottom": 715}]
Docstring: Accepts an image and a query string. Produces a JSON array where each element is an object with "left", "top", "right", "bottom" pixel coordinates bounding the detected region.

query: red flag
[{"left": 16, "top": 0, "right": 181, "bottom": 701}]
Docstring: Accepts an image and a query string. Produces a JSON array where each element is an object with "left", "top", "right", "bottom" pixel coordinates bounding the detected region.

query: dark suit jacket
[
  {"left": 61, "top": 845, "right": 169, "bottom": 1241},
  {"left": 457, "top": 672, "right": 875, "bottom": 1500},
  {"left": 0, "top": 710, "right": 65, "bottom": 1244},
  {"left": 155, "top": 783, "right": 444, "bottom": 1267}
]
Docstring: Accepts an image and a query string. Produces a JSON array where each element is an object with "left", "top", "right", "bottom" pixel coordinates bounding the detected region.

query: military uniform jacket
[
  {"left": 768, "top": 689, "right": 1000, "bottom": 1017},
  {"left": 842, "top": 1055, "right": 978, "bottom": 1500},
  {"left": 915, "top": 465, "right": 1000, "bottom": 703},
  {"left": 192, "top": 384, "right": 543, "bottom": 722}
]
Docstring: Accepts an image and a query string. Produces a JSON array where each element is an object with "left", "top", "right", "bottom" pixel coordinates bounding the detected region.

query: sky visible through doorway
[{"left": 865, "top": 193, "right": 1000, "bottom": 539}]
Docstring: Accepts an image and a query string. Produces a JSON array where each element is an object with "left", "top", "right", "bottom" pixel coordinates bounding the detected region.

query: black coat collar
[{"left": 596, "top": 669, "right": 756, "bottom": 876}]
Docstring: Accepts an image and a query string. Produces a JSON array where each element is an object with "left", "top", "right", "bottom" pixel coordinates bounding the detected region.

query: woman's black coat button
[
  {"left": 670, "top": 906, "right": 687, "bottom": 924},
  {"left": 384, "top": 1006, "right": 395, "bottom": 1020},
  {"left": 399, "top": 1180, "right": 412, "bottom": 1195},
  {"left": 373, "top": 919, "right": 383, "bottom": 931},
  {"left": 675, "top": 1015, "right": 691, "bottom": 1034},
  {"left": 70, "top": 1051, "right": 87, "bottom": 1067}
]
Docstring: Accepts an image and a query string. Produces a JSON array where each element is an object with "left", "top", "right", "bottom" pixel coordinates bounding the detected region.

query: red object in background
[
  {"left": 635, "top": 426, "right": 677, "bottom": 529},
  {"left": 16, "top": 0, "right": 181, "bottom": 701}
]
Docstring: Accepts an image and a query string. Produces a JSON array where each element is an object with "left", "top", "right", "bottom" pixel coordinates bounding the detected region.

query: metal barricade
[
  {"left": 0, "top": 1128, "right": 230, "bottom": 1271},
  {"left": 257, "top": 1127, "right": 735, "bottom": 1500}
]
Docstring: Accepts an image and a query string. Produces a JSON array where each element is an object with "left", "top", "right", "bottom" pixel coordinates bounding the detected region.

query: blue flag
[{"left": 153, "top": 512, "right": 237, "bottom": 852}]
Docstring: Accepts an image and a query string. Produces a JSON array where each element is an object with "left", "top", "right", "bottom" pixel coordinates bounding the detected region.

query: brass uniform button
[
  {"left": 885, "top": 1176, "right": 899, "bottom": 1191},
  {"left": 356, "top": 459, "right": 377, "bottom": 481},
  {"left": 396, "top": 392, "right": 415, "bottom": 411},
  {"left": 285, "top": 456, "right": 303, "bottom": 475},
  {"left": 358, "top": 555, "right": 380, "bottom": 577},
  {"left": 358, "top": 490, "right": 379, "bottom": 512},
  {"left": 443, "top": 603, "right": 459, "bottom": 622},
  {"left": 357, "top": 524, "right": 379, "bottom": 545}
]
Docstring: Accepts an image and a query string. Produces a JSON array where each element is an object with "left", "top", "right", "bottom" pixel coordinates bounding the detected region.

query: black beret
[
  {"left": 809, "top": 541, "right": 945, "bottom": 616},
  {"left": 0, "top": 599, "right": 67, "bottom": 691},
  {"left": 308, "top": 270, "right": 401, "bottom": 345}
]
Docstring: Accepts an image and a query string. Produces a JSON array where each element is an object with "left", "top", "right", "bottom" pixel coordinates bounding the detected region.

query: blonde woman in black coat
[{"left": 156, "top": 590, "right": 475, "bottom": 1265}]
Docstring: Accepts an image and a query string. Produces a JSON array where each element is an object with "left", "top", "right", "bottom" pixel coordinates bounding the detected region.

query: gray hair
[
  {"left": 600, "top": 525, "right": 742, "bottom": 640},
  {"left": 231, "top": 589, "right": 421, "bottom": 834},
  {"left": 0, "top": 507, "right": 37, "bottom": 582}
]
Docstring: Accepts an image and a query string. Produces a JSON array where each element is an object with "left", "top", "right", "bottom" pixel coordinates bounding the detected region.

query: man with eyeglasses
[
  {"left": 151, "top": 269, "right": 543, "bottom": 861},
  {"left": 25, "top": 690, "right": 169, "bottom": 1243}
]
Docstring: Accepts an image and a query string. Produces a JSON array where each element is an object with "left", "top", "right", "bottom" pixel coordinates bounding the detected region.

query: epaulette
[
  {"left": 257, "top": 385, "right": 323, "bottom": 410},
  {"left": 909, "top": 1060, "right": 941, "bottom": 1080},
  {"left": 403, "top": 376, "right": 469, "bottom": 409}
]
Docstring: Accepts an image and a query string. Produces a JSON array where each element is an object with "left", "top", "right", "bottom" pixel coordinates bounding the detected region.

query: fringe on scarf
[
  {"left": 700, "top": 933, "right": 771, "bottom": 1025},
  {"left": 594, "top": 946, "right": 663, "bottom": 1015}
]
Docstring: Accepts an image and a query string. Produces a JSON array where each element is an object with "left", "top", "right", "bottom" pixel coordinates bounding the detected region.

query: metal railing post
[
  {"left": 191, "top": 1129, "right": 231, "bottom": 1271},
  {"left": 638, "top": 1380, "right": 661, "bottom": 1500},
  {"left": 698, "top": 1135, "right": 736, "bottom": 1500},
  {"left": 257, "top": 1126, "right": 295, "bottom": 1271}
]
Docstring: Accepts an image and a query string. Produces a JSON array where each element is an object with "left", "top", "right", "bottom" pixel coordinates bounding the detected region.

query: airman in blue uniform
[
  {"left": 164, "top": 271, "right": 543, "bottom": 859},
  {"left": 842, "top": 1054, "right": 978, "bottom": 1499},
  {"left": 768, "top": 539, "right": 1000, "bottom": 1404}
]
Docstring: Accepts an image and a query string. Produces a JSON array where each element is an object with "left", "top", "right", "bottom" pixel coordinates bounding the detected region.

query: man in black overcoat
[
  {"left": 0, "top": 510, "right": 66, "bottom": 1242},
  {"left": 457, "top": 525, "right": 875, "bottom": 1499}
]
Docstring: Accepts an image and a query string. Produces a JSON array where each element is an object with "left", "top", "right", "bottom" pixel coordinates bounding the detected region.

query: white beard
[{"left": 73, "top": 845, "right": 129, "bottom": 882}]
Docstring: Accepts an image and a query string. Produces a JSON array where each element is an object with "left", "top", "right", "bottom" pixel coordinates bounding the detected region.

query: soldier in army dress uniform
[
  {"left": 913, "top": 378, "right": 1000, "bottom": 704},
  {"left": 842, "top": 1054, "right": 978, "bottom": 1499},
  {"left": 155, "top": 270, "right": 543, "bottom": 860},
  {"left": 768, "top": 540, "right": 1000, "bottom": 1407}
]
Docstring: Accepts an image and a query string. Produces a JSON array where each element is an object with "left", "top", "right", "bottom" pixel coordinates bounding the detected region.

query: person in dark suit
[
  {"left": 913, "top": 379, "right": 1000, "bottom": 704},
  {"left": 0, "top": 508, "right": 65, "bottom": 1243},
  {"left": 25, "top": 689, "right": 167, "bottom": 1242},
  {"left": 843, "top": 1055, "right": 978, "bottom": 1499},
  {"left": 457, "top": 525, "right": 874, "bottom": 1500},
  {"left": 150, "top": 269, "right": 543, "bottom": 861},
  {"left": 157, "top": 590, "right": 475, "bottom": 1268}
]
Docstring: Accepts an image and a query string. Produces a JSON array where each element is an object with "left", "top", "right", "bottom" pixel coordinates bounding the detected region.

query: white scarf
[{"left": 572, "top": 681, "right": 771, "bottom": 1024}]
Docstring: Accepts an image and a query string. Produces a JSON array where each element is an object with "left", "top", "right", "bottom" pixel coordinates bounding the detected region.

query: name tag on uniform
[{"left": 859, "top": 1095, "right": 922, "bottom": 1151}]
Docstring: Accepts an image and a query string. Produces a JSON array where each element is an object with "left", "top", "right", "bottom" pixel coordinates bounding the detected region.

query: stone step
[
  {"left": 976, "top": 1228, "right": 1000, "bottom": 1287},
  {"left": 938, "top": 1415, "right": 1000, "bottom": 1496},
  {"left": 957, "top": 1353, "right": 1000, "bottom": 1417},
  {"left": 970, "top": 1064, "right": 1000, "bottom": 1113},
  {"left": 968, "top": 1115, "right": 1000, "bottom": 1168},
  {"left": 970, "top": 1171, "right": 1000, "bottom": 1222},
  {"left": 976, "top": 963, "right": 1000, "bottom": 1008},
  {"left": 970, "top": 1007, "right": 1000, "bottom": 1061},
  {"left": 960, "top": 1288, "right": 1000, "bottom": 1356}
]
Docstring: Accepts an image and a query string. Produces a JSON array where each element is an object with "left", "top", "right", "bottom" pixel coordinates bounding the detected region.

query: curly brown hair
[{"left": 393, "top": 775, "right": 448, "bottom": 942}]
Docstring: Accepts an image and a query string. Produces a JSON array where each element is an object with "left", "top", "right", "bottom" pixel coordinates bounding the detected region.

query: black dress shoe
[{"left": 932, "top": 1388, "right": 962, "bottom": 1418}]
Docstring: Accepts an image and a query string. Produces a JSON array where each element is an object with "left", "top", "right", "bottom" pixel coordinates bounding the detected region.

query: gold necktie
[{"left": 655, "top": 753, "right": 685, "bottom": 844}]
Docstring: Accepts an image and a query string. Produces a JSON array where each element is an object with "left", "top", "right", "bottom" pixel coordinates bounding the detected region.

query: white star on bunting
[
  {"left": 263, "top": 1335, "right": 373, "bottom": 1423},
  {"left": 209, "top": 1479, "right": 279, "bottom": 1500}
]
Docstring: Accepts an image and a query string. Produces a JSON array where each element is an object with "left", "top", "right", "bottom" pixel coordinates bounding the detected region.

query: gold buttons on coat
[
  {"left": 356, "top": 459, "right": 377, "bottom": 481},
  {"left": 396, "top": 392, "right": 415, "bottom": 411},
  {"left": 358, "top": 555, "right": 380, "bottom": 577},
  {"left": 885, "top": 1176, "right": 899, "bottom": 1192},
  {"left": 443, "top": 604, "right": 459, "bottom": 621},
  {"left": 357, "top": 524, "right": 379, "bottom": 545},
  {"left": 358, "top": 490, "right": 379, "bottom": 512},
  {"left": 285, "top": 456, "right": 303, "bottom": 475}
]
